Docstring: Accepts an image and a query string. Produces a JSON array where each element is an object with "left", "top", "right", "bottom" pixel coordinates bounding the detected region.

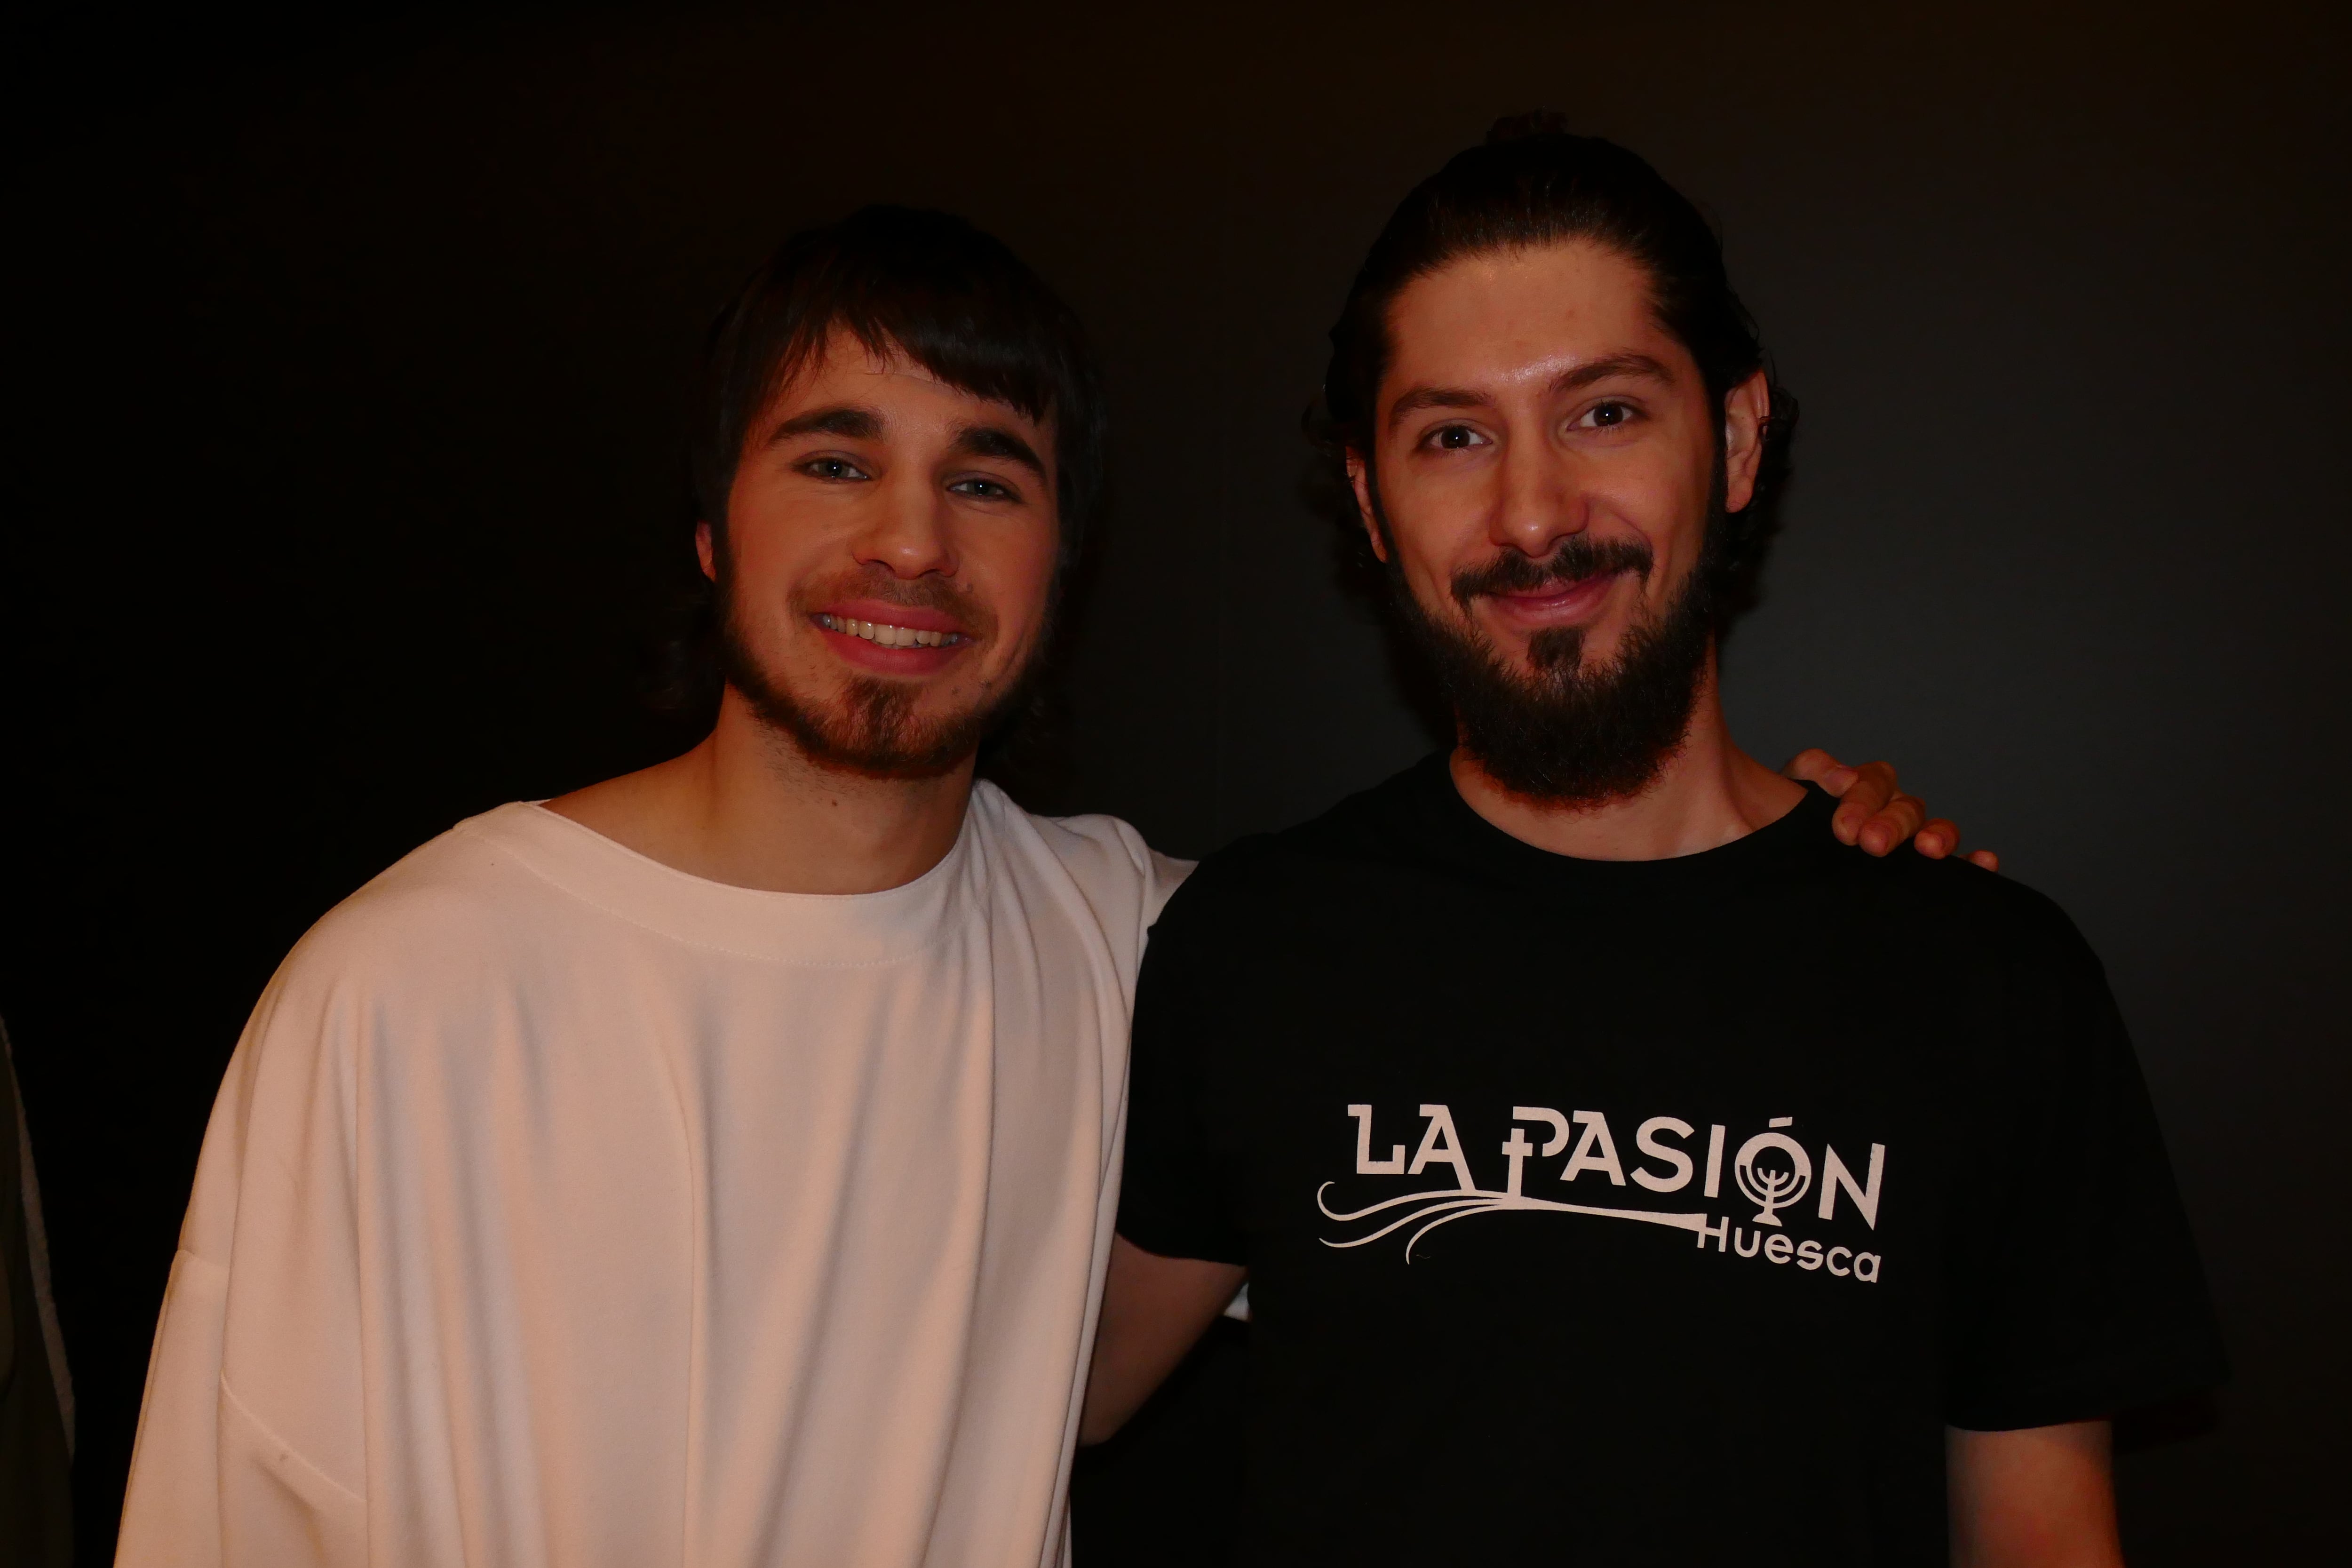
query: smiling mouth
[
  {"left": 1501, "top": 569, "right": 1620, "bottom": 602},
  {"left": 1452, "top": 539, "right": 1656, "bottom": 613},
  {"left": 814, "top": 613, "right": 968, "bottom": 650},
  {"left": 1481, "top": 568, "right": 1625, "bottom": 625}
]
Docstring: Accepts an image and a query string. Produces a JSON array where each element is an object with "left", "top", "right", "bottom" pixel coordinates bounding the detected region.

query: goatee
[
  {"left": 715, "top": 555, "right": 1038, "bottom": 780},
  {"left": 1389, "top": 528, "right": 1718, "bottom": 805}
]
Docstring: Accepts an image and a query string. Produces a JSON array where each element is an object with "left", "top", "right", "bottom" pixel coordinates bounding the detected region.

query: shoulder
[
  {"left": 1168, "top": 765, "right": 1424, "bottom": 900},
  {"left": 271, "top": 803, "right": 577, "bottom": 998},
  {"left": 1142, "top": 768, "right": 1429, "bottom": 962},
  {"left": 211, "top": 805, "right": 572, "bottom": 1144},
  {"left": 1813, "top": 834, "right": 2105, "bottom": 984},
  {"left": 970, "top": 782, "right": 1194, "bottom": 931}
]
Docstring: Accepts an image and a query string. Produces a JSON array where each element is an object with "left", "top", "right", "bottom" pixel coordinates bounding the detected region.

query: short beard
[
  {"left": 1381, "top": 495, "right": 1723, "bottom": 807},
  {"left": 714, "top": 550, "right": 1041, "bottom": 781}
]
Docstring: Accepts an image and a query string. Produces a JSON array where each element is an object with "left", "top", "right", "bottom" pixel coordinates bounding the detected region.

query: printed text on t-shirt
[{"left": 1319, "top": 1103, "right": 1887, "bottom": 1282}]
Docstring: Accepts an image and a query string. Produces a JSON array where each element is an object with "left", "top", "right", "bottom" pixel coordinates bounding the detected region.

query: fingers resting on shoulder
[{"left": 1782, "top": 748, "right": 2000, "bottom": 873}]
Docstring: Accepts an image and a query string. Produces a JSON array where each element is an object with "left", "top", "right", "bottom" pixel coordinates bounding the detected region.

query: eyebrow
[
  {"left": 948, "top": 422, "right": 1048, "bottom": 481},
  {"left": 1384, "top": 385, "right": 1488, "bottom": 429},
  {"left": 1553, "top": 352, "right": 1675, "bottom": 393},
  {"left": 767, "top": 404, "right": 882, "bottom": 443},
  {"left": 1384, "top": 351, "right": 1678, "bottom": 430},
  {"left": 763, "top": 406, "right": 1045, "bottom": 481}
]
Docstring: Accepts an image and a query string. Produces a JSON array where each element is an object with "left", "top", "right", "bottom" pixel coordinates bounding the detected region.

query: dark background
[{"left": 8, "top": 1, "right": 2346, "bottom": 1560}]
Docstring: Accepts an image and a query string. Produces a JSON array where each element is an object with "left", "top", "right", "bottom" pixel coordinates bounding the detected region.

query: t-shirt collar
[
  {"left": 455, "top": 794, "right": 983, "bottom": 967},
  {"left": 1405, "top": 751, "right": 1838, "bottom": 895}
]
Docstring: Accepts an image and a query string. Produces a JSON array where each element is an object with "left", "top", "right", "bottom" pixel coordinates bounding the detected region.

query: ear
[
  {"left": 1346, "top": 451, "right": 1391, "bottom": 564},
  {"left": 695, "top": 519, "right": 718, "bottom": 581},
  {"left": 1722, "top": 370, "right": 1771, "bottom": 514}
]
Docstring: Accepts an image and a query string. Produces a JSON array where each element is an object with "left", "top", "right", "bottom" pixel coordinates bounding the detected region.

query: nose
[
  {"left": 851, "top": 470, "right": 959, "bottom": 581},
  {"left": 1488, "top": 434, "right": 1589, "bottom": 560}
]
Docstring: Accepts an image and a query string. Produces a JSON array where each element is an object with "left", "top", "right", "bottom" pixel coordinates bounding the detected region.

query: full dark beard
[
  {"left": 715, "top": 557, "right": 1038, "bottom": 781},
  {"left": 1389, "top": 530, "right": 1718, "bottom": 806}
]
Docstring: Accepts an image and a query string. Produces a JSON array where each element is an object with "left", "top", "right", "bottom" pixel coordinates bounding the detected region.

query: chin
[{"left": 734, "top": 659, "right": 1029, "bottom": 780}]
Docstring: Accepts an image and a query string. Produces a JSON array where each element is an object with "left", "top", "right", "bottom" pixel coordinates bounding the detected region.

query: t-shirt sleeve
[
  {"left": 1116, "top": 887, "right": 1249, "bottom": 1266},
  {"left": 1941, "top": 916, "right": 2227, "bottom": 1431}
]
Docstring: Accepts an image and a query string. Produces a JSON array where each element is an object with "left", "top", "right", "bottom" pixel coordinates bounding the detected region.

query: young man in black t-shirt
[{"left": 1082, "top": 121, "right": 2223, "bottom": 1566}]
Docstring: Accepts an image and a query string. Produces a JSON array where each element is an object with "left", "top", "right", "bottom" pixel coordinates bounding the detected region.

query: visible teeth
[{"left": 818, "top": 613, "right": 957, "bottom": 650}]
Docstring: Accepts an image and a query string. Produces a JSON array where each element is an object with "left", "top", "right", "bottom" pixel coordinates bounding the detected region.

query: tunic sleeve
[{"left": 117, "top": 963, "right": 368, "bottom": 1566}]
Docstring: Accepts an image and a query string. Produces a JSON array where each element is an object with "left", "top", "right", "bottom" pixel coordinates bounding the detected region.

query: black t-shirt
[{"left": 1117, "top": 758, "right": 2225, "bottom": 1566}]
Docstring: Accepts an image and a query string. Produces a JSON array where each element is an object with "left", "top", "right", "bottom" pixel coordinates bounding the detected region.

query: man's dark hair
[
  {"left": 1320, "top": 113, "right": 1796, "bottom": 620},
  {"left": 691, "top": 204, "right": 1108, "bottom": 571}
]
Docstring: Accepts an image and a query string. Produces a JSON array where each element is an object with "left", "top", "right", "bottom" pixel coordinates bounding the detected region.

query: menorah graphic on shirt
[{"left": 1732, "top": 1125, "right": 1813, "bottom": 1227}]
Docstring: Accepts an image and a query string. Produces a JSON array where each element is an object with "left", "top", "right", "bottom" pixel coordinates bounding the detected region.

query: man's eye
[
  {"left": 950, "top": 477, "right": 1017, "bottom": 501},
  {"left": 1429, "top": 424, "right": 1486, "bottom": 451},
  {"left": 1581, "top": 401, "right": 1637, "bottom": 430},
  {"left": 799, "top": 457, "right": 869, "bottom": 482}
]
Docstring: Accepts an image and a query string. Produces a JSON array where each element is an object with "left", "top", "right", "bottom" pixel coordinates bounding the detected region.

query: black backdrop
[{"left": 8, "top": 2, "right": 2347, "bottom": 1560}]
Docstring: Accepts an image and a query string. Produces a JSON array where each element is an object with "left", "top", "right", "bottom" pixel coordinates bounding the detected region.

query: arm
[
  {"left": 1785, "top": 748, "right": 2000, "bottom": 870},
  {"left": 119, "top": 982, "right": 366, "bottom": 1568},
  {"left": 1079, "top": 1236, "right": 1247, "bottom": 1445},
  {"left": 1948, "top": 1421, "right": 2123, "bottom": 1568}
]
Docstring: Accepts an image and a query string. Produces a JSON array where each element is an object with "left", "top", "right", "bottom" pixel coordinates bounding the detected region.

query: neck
[
  {"left": 546, "top": 686, "right": 977, "bottom": 894},
  {"left": 1448, "top": 653, "right": 1804, "bottom": 862}
]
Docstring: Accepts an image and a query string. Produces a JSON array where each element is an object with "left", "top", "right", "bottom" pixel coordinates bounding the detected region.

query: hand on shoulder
[{"left": 1785, "top": 749, "right": 1999, "bottom": 872}]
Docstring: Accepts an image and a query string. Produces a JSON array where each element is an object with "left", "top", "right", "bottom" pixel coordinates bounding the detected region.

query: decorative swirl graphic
[{"left": 1318, "top": 1183, "right": 1708, "bottom": 1262}]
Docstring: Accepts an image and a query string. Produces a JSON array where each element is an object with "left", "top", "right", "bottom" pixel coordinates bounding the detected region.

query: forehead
[
  {"left": 762, "top": 327, "right": 1054, "bottom": 446},
  {"left": 1382, "top": 240, "right": 1681, "bottom": 393}
]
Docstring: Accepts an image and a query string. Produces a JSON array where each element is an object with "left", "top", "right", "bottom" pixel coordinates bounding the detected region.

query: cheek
[
  {"left": 964, "top": 522, "right": 1060, "bottom": 620},
  {"left": 1602, "top": 456, "right": 1709, "bottom": 565},
  {"left": 721, "top": 481, "right": 797, "bottom": 580},
  {"left": 1376, "top": 475, "right": 1484, "bottom": 593},
  {"left": 722, "top": 528, "right": 841, "bottom": 653},
  {"left": 726, "top": 521, "right": 813, "bottom": 611},
  {"left": 728, "top": 472, "right": 862, "bottom": 589}
]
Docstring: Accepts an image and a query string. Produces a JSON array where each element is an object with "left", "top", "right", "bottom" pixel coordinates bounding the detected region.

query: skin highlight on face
[
  {"left": 1348, "top": 239, "right": 1768, "bottom": 804},
  {"left": 704, "top": 330, "right": 1062, "bottom": 779}
]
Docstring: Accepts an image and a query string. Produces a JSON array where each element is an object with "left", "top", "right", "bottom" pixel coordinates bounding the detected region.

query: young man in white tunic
[{"left": 117, "top": 206, "right": 1957, "bottom": 1567}]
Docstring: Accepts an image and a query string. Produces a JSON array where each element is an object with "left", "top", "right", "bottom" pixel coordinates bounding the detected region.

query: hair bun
[{"left": 1486, "top": 110, "right": 1578, "bottom": 144}]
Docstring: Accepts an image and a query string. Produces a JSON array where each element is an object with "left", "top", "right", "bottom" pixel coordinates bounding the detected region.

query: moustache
[{"left": 1450, "top": 537, "right": 1655, "bottom": 610}]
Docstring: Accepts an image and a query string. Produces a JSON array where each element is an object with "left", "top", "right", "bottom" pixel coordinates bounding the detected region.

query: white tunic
[{"left": 117, "top": 785, "right": 1186, "bottom": 1567}]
